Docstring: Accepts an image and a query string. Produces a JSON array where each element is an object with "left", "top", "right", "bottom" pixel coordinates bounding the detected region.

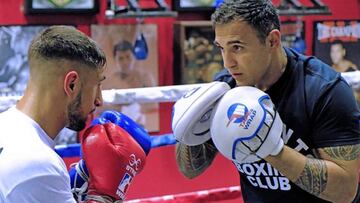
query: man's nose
[{"left": 222, "top": 52, "right": 237, "bottom": 70}]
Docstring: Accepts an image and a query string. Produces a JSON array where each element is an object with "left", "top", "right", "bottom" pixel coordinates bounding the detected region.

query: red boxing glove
[{"left": 82, "top": 123, "right": 146, "bottom": 202}]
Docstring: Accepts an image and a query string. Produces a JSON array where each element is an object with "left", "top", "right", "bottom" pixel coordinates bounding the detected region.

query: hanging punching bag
[{"left": 133, "top": 33, "right": 148, "bottom": 60}]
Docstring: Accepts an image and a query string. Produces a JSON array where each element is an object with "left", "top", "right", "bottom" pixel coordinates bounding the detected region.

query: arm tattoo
[
  {"left": 323, "top": 144, "right": 360, "bottom": 161},
  {"left": 294, "top": 158, "right": 328, "bottom": 196},
  {"left": 175, "top": 140, "right": 217, "bottom": 179}
]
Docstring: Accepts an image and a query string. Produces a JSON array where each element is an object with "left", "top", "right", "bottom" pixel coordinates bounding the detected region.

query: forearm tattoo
[
  {"left": 323, "top": 144, "right": 360, "bottom": 161},
  {"left": 175, "top": 140, "right": 217, "bottom": 178},
  {"left": 294, "top": 158, "right": 328, "bottom": 196}
]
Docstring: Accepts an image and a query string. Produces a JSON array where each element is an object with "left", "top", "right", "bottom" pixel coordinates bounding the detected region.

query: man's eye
[{"left": 233, "top": 45, "right": 242, "bottom": 51}]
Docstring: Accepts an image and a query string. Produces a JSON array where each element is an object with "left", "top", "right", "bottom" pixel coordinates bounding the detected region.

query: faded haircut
[
  {"left": 211, "top": 0, "right": 280, "bottom": 44},
  {"left": 28, "top": 25, "right": 106, "bottom": 70}
]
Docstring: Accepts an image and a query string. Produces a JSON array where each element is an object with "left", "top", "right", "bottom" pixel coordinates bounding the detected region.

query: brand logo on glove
[
  {"left": 226, "top": 103, "right": 256, "bottom": 129},
  {"left": 117, "top": 172, "right": 132, "bottom": 200},
  {"left": 129, "top": 154, "right": 141, "bottom": 170},
  {"left": 0, "top": 147, "right": 3, "bottom": 155},
  {"left": 183, "top": 87, "right": 201, "bottom": 98}
]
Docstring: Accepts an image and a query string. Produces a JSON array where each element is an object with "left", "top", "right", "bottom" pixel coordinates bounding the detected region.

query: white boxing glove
[
  {"left": 210, "top": 86, "right": 284, "bottom": 163},
  {"left": 172, "top": 81, "right": 230, "bottom": 146}
]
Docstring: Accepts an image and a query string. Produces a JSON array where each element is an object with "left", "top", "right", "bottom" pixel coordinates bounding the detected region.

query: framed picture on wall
[
  {"left": 173, "top": 21, "right": 223, "bottom": 85},
  {"left": 0, "top": 25, "right": 48, "bottom": 97},
  {"left": 24, "top": 0, "right": 99, "bottom": 14},
  {"left": 313, "top": 20, "right": 360, "bottom": 72},
  {"left": 91, "top": 24, "right": 160, "bottom": 132},
  {"left": 173, "top": 0, "right": 223, "bottom": 11},
  {"left": 281, "top": 19, "right": 306, "bottom": 54}
]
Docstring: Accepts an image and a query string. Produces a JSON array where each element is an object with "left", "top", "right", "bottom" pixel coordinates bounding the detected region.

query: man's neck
[
  {"left": 256, "top": 48, "right": 288, "bottom": 91},
  {"left": 16, "top": 89, "right": 66, "bottom": 139}
]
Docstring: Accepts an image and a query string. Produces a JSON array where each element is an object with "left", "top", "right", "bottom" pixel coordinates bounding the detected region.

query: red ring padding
[{"left": 125, "top": 186, "right": 242, "bottom": 203}]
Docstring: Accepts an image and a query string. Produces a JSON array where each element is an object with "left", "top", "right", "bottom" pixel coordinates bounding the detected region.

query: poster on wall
[
  {"left": 25, "top": 0, "right": 99, "bottom": 14},
  {"left": 173, "top": 21, "right": 223, "bottom": 85},
  {"left": 281, "top": 19, "right": 306, "bottom": 54},
  {"left": 314, "top": 20, "right": 360, "bottom": 72},
  {"left": 91, "top": 24, "right": 159, "bottom": 132},
  {"left": 0, "top": 25, "right": 47, "bottom": 96}
]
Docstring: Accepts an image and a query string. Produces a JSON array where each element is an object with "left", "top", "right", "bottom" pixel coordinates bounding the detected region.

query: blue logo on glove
[
  {"left": 227, "top": 103, "right": 257, "bottom": 130},
  {"left": 226, "top": 103, "right": 248, "bottom": 126}
]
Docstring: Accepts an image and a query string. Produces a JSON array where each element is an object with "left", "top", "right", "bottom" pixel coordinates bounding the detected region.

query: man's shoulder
[
  {"left": 285, "top": 47, "right": 341, "bottom": 89},
  {"left": 1, "top": 162, "right": 74, "bottom": 203},
  {"left": 0, "top": 139, "right": 64, "bottom": 173},
  {"left": 0, "top": 108, "right": 15, "bottom": 121},
  {"left": 0, "top": 145, "right": 68, "bottom": 200},
  {"left": 0, "top": 118, "right": 65, "bottom": 176}
]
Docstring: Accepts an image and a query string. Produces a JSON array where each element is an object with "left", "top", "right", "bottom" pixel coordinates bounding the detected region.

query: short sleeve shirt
[{"left": 0, "top": 108, "right": 76, "bottom": 203}]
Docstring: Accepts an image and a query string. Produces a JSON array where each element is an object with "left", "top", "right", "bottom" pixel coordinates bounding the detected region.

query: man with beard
[{"left": 0, "top": 26, "right": 147, "bottom": 203}]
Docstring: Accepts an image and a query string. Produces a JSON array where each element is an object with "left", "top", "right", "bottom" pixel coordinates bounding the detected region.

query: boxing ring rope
[
  {"left": 341, "top": 71, "right": 360, "bottom": 90},
  {"left": 1, "top": 71, "right": 360, "bottom": 155},
  {"left": 0, "top": 83, "right": 201, "bottom": 113},
  {"left": 1, "top": 71, "right": 359, "bottom": 111},
  {"left": 0, "top": 71, "right": 359, "bottom": 147},
  {"left": 124, "top": 186, "right": 242, "bottom": 203}
]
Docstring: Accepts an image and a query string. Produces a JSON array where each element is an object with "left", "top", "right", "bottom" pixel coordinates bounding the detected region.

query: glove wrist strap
[
  {"left": 72, "top": 160, "right": 89, "bottom": 201},
  {"left": 75, "top": 160, "right": 89, "bottom": 180}
]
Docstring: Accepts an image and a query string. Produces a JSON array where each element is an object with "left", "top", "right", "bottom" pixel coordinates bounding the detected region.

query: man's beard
[{"left": 67, "top": 91, "right": 87, "bottom": 131}]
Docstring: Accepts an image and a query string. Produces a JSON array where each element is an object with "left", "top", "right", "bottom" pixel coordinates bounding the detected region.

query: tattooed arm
[
  {"left": 265, "top": 144, "right": 360, "bottom": 203},
  {"left": 175, "top": 139, "right": 218, "bottom": 179}
]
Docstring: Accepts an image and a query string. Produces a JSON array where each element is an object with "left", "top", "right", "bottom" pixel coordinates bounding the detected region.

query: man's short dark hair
[
  {"left": 331, "top": 40, "right": 345, "bottom": 48},
  {"left": 28, "top": 25, "right": 106, "bottom": 69},
  {"left": 211, "top": 0, "right": 280, "bottom": 44},
  {"left": 113, "top": 40, "right": 133, "bottom": 57}
]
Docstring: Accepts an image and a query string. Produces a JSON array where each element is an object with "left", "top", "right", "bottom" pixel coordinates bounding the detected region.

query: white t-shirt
[{"left": 0, "top": 107, "right": 76, "bottom": 203}]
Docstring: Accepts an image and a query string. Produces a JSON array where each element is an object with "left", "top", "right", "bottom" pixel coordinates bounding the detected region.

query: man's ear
[
  {"left": 268, "top": 29, "right": 281, "bottom": 48},
  {"left": 64, "top": 71, "right": 80, "bottom": 97}
]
